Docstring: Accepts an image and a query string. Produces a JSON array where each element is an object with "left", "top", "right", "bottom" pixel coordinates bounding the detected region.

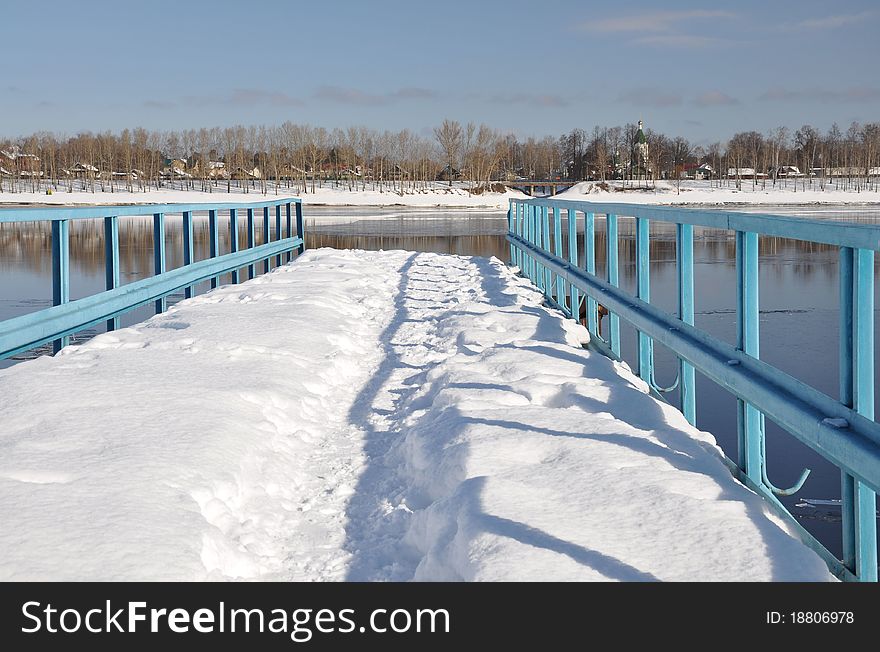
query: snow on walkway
[{"left": 0, "top": 249, "right": 832, "bottom": 581}]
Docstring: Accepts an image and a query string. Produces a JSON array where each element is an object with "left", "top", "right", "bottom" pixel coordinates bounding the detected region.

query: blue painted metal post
[
  {"left": 209, "top": 209, "right": 219, "bottom": 289},
  {"left": 532, "top": 205, "right": 542, "bottom": 291},
  {"left": 51, "top": 219, "right": 70, "bottom": 353},
  {"left": 508, "top": 205, "right": 515, "bottom": 265},
  {"left": 229, "top": 208, "right": 239, "bottom": 284},
  {"left": 263, "top": 206, "right": 271, "bottom": 273},
  {"left": 585, "top": 213, "right": 598, "bottom": 334},
  {"left": 677, "top": 223, "right": 696, "bottom": 425},
  {"left": 736, "top": 231, "right": 762, "bottom": 483},
  {"left": 514, "top": 203, "right": 522, "bottom": 270},
  {"left": 542, "top": 206, "right": 552, "bottom": 297},
  {"left": 247, "top": 208, "right": 256, "bottom": 279},
  {"left": 525, "top": 205, "right": 534, "bottom": 284},
  {"left": 553, "top": 206, "right": 564, "bottom": 304},
  {"left": 295, "top": 201, "right": 305, "bottom": 255},
  {"left": 153, "top": 213, "right": 166, "bottom": 314},
  {"left": 275, "top": 205, "right": 283, "bottom": 268},
  {"left": 567, "top": 208, "right": 579, "bottom": 317},
  {"left": 286, "top": 203, "right": 293, "bottom": 262},
  {"left": 103, "top": 216, "right": 120, "bottom": 331},
  {"left": 182, "top": 211, "right": 194, "bottom": 299},
  {"left": 606, "top": 213, "right": 620, "bottom": 356},
  {"left": 529, "top": 205, "right": 537, "bottom": 284},
  {"left": 635, "top": 217, "right": 652, "bottom": 381},
  {"left": 843, "top": 248, "right": 878, "bottom": 581}
]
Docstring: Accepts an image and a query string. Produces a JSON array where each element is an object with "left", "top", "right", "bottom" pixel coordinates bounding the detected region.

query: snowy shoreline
[{"left": 2, "top": 180, "right": 880, "bottom": 210}]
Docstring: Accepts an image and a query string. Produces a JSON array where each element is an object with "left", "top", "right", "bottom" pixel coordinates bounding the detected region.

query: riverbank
[
  {"left": 3, "top": 179, "right": 880, "bottom": 209},
  {"left": 555, "top": 180, "right": 880, "bottom": 205},
  {"left": 0, "top": 184, "right": 524, "bottom": 210}
]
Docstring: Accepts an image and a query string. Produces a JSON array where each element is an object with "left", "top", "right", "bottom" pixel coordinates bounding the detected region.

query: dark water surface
[{"left": 2, "top": 203, "right": 879, "bottom": 560}]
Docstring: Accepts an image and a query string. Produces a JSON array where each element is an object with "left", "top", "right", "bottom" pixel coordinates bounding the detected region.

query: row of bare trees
[
  {"left": 2, "top": 120, "right": 879, "bottom": 194},
  {"left": 559, "top": 121, "right": 880, "bottom": 192}
]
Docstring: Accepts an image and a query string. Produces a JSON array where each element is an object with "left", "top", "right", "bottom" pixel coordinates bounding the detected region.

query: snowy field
[
  {"left": 555, "top": 180, "right": 880, "bottom": 205},
  {"left": 0, "top": 249, "right": 832, "bottom": 581},
  {"left": 2, "top": 179, "right": 880, "bottom": 209},
  {"left": 0, "top": 184, "right": 524, "bottom": 210}
]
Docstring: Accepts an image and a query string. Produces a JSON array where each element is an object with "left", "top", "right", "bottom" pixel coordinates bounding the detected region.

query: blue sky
[{"left": 2, "top": 0, "right": 878, "bottom": 144}]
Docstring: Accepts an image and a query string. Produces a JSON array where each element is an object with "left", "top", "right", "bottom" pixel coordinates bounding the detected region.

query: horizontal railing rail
[
  {"left": 0, "top": 198, "right": 305, "bottom": 360},
  {"left": 507, "top": 197, "right": 880, "bottom": 582}
]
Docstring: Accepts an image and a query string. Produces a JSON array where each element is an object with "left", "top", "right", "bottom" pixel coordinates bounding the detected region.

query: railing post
[
  {"left": 541, "top": 206, "right": 552, "bottom": 297},
  {"left": 517, "top": 203, "right": 525, "bottom": 271},
  {"left": 209, "top": 209, "right": 219, "bottom": 289},
  {"left": 553, "top": 206, "right": 564, "bottom": 306},
  {"left": 567, "top": 208, "right": 579, "bottom": 318},
  {"left": 635, "top": 216, "right": 652, "bottom": 382},
  {"left": 262, "top": 206, "right": 271, "bottom": 273},
  {"left": 525, "top": 204, "right": 534, "bottom": 284},
  {"left": 606, "top": 213, "right": 620, "bottom": 356},
  {"left": 275, "top": 204, "right": 283, "bottom": 268},
  {"left": 736, "top": 230, "right": 762, "bottom": 483},
  {"left": 182, "top": 211, "right": 194, "bottom": 299},
  {"left": 532, "top": 205, "right": 542, "bottom": 292},
  {"left": 103, "top": 216, "right": 120, "bottom": 331},
  {"left": 153, "top": 212, "right": 166, "bottom": 313},
  {"left": 295, "top": 201, "right": 305, "bottom": 255},
  {"left": 229, "top": 208, "right": 239, "bottom": 284},
  {"left": 512, "top": 203, "right": 520, "bottom": 269},
  {"left": 840, "top": 246, "right": 878, "bottom": 581},
  {"left": 677, "top": 223, "right": 696, "bottom": 425},
  {"left": 508, "top": 204, "right": 515, "bottom": 266},
  {"left": 247, "top": 208, "right": 256, "bottom": 279},
  {"left": 523, "top": 204, "right": 538, "bottom": 285},
  {"left": 286, "top": 202, "right": 293, "bottom": 262},
  {"left": 585, "top": 212, "right": 598, "bottom": 334},
  {"left": 51, "top": 219, "right": 70, "bottom": 353}
]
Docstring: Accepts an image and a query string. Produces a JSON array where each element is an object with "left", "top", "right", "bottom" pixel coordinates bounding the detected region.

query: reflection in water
[{"left": 2, "top": 204, "right": 880, "bottom": 560}]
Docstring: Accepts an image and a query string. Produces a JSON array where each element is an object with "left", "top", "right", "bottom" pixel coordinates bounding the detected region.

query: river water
[{"left": 2, "top": 203, "right": 879, "bottom": 560}]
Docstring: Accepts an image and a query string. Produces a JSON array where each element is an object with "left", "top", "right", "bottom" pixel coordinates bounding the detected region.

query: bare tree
[{"left": 434, "top": 119, "right": 463, "bottom": 187}]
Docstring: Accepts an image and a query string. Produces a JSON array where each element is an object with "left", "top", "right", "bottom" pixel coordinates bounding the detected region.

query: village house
[
  {"left": 63, "top": 163, "right": 99, "bottom": 179},
  {"left": 229, "top": 166, "right": 261, "bottom": 180},
  {"left": 0, "top": 148, "right": 41, "bottom": 176},
  {"left": 437, "top": 164, "right": 462, "bottom": 182},
  {"left": 769, "top": 165, "right": 804, "bottom": 178},
  {"left": 726, "top": 167, "right": 767, "bottom": 179}
]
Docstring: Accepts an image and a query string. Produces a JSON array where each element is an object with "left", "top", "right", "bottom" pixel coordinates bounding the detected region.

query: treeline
[{"left": 1, "top": 119, "right": 879, "bottom": 194}]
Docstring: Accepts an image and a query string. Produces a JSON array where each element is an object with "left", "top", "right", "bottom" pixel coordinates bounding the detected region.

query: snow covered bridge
[{"left": 0, "top": 198, "right": 877, "bottom": 582}]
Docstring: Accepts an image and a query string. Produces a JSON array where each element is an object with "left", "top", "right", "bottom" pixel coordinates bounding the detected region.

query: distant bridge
[{"left": 498, "top": 180, "right": 578, "bottom": 196}]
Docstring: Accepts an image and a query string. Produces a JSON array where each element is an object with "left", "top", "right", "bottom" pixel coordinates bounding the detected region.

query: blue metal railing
[
  {"left": 507, "top": 197, "right": 880, "bottom": 582},
  {"left": 0, "top": 199, "right": 305, "bottom": 360}
]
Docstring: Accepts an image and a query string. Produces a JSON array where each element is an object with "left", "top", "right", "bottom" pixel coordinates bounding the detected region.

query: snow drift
[{"left": 0, "top": 249, "right": 832, "bottom": 581}]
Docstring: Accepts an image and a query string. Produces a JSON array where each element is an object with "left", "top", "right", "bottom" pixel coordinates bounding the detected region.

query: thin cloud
[
  {"left": 181, "top": 89, "right": 305, "bottom": 108},
  {"left": 582, "top": 10, "right": 734, "bottom": 33},
  {"left": 760, "top": 87, "right": 880, "bottom": 103},
  {"left": 228, "top": 89, "right": 304, "bottom": 107},
  {"left": 391, "top": 87, "right": 437, "bottom": 100},
  {"left": 633, "top": 34, "right": 732, "bottom": 48},
  {"left": 618, "top": 88, "right": 683, "bottom": 108},
  {"left": 315, "top": 86, "right": 437, "bottom": 106},
  {"left": 144, "top": 100, "right": 176, "bottom": 109},
  {"left": 489, "top": 93, "right": 570, "bottom": 108},
  {"left": 789, "top": 11, "right": 875, "bottom": 30},
  {"left": 693, "top": 91, "right": 739, "bottom": 107}
]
